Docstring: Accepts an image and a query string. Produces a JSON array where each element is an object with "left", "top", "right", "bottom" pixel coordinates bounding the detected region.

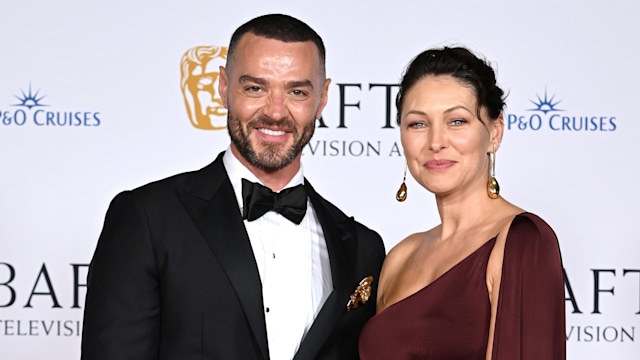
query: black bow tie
[{"left": 241, "top": 178, "right": 307, "bottom": 225}]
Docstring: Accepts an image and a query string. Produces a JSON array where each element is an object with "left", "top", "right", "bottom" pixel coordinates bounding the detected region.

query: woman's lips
[{"left": 424, "top": 159, "right": 456, "bottom": 170}]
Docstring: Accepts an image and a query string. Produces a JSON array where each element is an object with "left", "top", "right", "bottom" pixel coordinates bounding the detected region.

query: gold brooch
[{"left": 346, "top": 276, "right": 373, "bottom": 311}]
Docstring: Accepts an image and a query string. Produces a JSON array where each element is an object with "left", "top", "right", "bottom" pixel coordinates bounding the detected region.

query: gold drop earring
[
  {"left": 396, "top": 162, "right": 407, "bottom": 202},
  {"left": 487, "top": 144, "right": 500, "bottom": 199}
]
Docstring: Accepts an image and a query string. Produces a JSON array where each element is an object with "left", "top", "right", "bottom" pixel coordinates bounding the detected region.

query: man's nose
[{"left": 262, "top": 91, "right": 288, "bottom": 120}]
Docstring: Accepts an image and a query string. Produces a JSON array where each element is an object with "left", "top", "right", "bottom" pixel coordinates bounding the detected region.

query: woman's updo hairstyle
[{"left": 396, "top": 46, "right": 506, "bottom": 125}]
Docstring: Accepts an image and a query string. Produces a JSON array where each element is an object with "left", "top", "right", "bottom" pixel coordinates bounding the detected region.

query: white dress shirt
[{"left": 223, "top": 148, "right": 332, "bottom": 360}]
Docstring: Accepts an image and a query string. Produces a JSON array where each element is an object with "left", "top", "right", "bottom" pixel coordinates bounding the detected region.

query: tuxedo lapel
[
  {"left": 176, "top": 153, "right": 269, "bottom": 360},
  {"left": 293, "top": 182, "right": 357, "bottom": 360}
]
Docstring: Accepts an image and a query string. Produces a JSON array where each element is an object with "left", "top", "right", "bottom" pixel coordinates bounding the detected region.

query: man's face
[{"left": 218, "top": 33, "right": 330, "bottom": 171}]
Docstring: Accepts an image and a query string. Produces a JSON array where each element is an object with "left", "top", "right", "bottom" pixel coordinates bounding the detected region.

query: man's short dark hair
[{"left": 226, "top": 14, "right": 326, "bottom": 77}]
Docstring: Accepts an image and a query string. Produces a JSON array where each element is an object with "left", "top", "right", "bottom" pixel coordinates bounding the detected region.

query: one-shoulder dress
[{"left": 358, "top": 213, "right": 565, "bottom": 359}]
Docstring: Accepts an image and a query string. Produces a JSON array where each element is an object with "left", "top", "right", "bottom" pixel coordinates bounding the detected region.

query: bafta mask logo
[{"left": 180, "top": 45, "right": 228, "bottom": 130}]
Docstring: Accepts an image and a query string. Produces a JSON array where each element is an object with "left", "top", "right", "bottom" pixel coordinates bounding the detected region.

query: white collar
[{"left": 222, "top": 146, "right": 305, "bottom": 212}]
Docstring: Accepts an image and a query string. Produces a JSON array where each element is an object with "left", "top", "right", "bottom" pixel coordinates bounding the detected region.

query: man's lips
[
  {"left": 254, "top": 127, "right": 293, "bottom": 139},
  {"left": 424, "top": 159, "right": 456, "bottom": 170},
  {"left": 257, "top": 128, "right": 287, "bottom": 136}
]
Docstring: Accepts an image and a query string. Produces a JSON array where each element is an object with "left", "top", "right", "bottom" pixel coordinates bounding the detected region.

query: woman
[{"left": 359, "top": 47, "right": 565, "bottom": 359}]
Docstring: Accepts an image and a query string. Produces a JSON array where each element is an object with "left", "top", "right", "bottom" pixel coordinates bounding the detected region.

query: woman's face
[{"left": 399, "top": 75, "right": 502, "bottom": 198}]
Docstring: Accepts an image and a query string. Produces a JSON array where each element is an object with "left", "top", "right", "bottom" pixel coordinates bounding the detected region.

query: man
[{"left": 81, "top": 14, "right": 385, "bottom": 360}]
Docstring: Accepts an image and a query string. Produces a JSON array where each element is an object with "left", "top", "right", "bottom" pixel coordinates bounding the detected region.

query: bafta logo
[{"left": 180, "top": 45, "right": 228, "bottom": 130}]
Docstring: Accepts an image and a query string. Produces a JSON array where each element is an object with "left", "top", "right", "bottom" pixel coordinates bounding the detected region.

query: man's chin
[
  {"left": 252, "top": 139, "right": 292, "bottom": 155},
  {"left": 250, "top": 145, "right": 299, "bottom": 170}
]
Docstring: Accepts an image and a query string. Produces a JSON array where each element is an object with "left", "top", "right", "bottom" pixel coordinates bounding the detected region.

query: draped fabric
[{"left": 359, "top": 213, "right": 565, "bottom": 360}]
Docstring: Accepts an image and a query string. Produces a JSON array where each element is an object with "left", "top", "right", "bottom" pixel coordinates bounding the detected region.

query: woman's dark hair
[{"left": 396, "top": 46, "right": 506, "bottom": 125}]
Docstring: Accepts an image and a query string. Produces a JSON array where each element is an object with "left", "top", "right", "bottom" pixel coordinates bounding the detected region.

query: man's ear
[
  {"left": 218, "top": 66, "right": 229, "bottom": 108},
  {"left": 315, "top": 78, "right": 331, "bottom": 119}
]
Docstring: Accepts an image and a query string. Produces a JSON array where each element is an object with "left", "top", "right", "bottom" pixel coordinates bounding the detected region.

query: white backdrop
[{"left": 1, "top": 1, "right": 639, "bottom": 359}]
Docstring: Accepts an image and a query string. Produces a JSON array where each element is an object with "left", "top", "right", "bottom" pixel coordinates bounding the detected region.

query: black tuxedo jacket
[{"left": 81, "top": 152, "right": 385, "bottom": 360}]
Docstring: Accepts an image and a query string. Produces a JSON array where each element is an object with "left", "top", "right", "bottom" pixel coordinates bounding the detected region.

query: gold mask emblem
[{"left": 180, "top": 45, "right": 228, "bottom": 130}]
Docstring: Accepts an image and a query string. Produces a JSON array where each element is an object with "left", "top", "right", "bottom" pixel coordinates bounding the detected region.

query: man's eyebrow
[
  {"left": 239, "top": 75, "right": 266, "bottom": 85},
  {"left": 287, "top": 80, "right": 314, "bottom": 89}
]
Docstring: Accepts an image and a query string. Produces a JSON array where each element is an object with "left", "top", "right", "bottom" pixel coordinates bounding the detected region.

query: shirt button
[{"left": 265, "top": 307, "right": 270, "bottom": 313}]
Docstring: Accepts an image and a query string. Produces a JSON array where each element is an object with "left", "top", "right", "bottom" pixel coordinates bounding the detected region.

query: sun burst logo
[
  {"left": 528, "top": 88, "right": 563, "bottom": 114},
  {"left": 12, "top": 84, "right": 48, "bottom": 109}
]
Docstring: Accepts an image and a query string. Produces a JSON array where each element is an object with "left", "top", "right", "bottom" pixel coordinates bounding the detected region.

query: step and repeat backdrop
[{"left": 1, "top": 1, "right": 638, "bottom": 359}]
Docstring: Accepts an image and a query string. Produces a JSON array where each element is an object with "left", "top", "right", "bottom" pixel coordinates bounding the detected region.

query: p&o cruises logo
[
  {"left": 1, "top": 84, "right": 101, "bottom": 127},
  {"left": 506, "top": 88, "right": 617, "bottom": 132}
]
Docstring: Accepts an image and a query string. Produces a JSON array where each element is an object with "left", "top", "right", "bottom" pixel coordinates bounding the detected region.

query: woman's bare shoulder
[
  {"left": 379, "top": 229, "right": 437, "bottom": 285},
  {"left": 386, "top": 228, "right": 438, "bottom": 263}
]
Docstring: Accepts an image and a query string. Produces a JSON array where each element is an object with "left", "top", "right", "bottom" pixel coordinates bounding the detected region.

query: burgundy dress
[{"left": 358, "top": 213, "right": 565, "bottom": 360}]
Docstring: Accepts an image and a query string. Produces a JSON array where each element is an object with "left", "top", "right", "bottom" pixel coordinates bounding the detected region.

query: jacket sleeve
[
  {"left": 491, "top": 213, "right": 566, "bottom": 360},
  {"left": 81, "top": 191, "right": 160, "bottom": 360}
]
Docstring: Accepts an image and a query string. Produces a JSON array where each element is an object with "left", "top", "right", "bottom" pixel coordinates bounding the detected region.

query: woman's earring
[
  {"left": 487, "top": 144, "right": 500, "bottom": 199},
  {"left": 396, "top": 162, "right": 408, "bottom": 202}
]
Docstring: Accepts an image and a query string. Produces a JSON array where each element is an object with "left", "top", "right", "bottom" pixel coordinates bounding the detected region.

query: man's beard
[{"left": 227, "top": 112, "right": 315, "bottom": 171}]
